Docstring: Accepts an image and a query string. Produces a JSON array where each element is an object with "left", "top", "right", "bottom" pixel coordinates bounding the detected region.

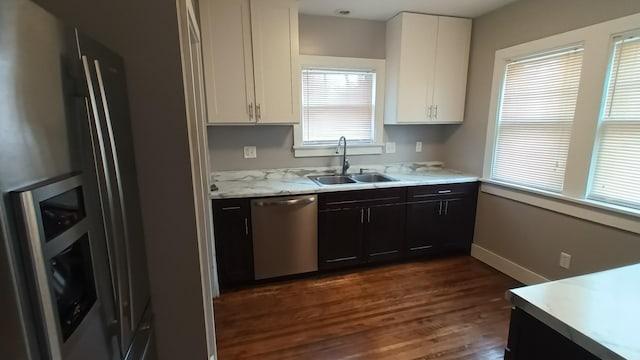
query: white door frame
[{"left": 176, "top": 0, "right": 218, "bottom": 358}]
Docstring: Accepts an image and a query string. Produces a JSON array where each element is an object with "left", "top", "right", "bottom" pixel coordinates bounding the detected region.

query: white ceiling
[{"left": 298, "top": 0, "right": 519, "bottom": 20}]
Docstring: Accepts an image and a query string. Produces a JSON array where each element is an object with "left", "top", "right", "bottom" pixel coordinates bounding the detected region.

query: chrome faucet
[{"left": 336, "top": 136, "right": 350, "bottom": 175}]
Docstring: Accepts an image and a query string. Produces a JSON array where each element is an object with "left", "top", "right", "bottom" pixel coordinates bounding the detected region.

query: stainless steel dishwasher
[{"left": 251, "top": 194, "right": 318, "bottom": 280}]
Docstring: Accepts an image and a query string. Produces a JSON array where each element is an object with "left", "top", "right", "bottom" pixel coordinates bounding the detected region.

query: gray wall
[
  {"left": 299, "top": 14, "right": 386, "bottom": 59},
  {"left": 475, "top": 193, "right": 640, "bottom": 279},
  {"left": 449, "top": 0, "right": 640, "bottom": 279},
  {"left": 32, "top": 1, "right": 208, "bottom": 359},
  {"left": 209, "top": 125, "right": 446, "bottom": 171},
  {"left": 208, "top": 14, "right": 449, "bottom": 171}
]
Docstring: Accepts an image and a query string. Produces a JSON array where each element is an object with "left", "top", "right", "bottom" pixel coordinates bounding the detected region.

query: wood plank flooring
[{"left": 214, "top": 256, "right": 521, "bottom": 360}]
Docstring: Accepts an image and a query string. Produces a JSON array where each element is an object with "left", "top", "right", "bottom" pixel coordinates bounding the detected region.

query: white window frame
[
  {"left": 293, "top": 55, "right": 386, "bottom": 157},
  {"left": 482, "top": 12, "right": 640, "bottom": 235},
  {"left": 490, "top": 45, "right": 584, "bottom": 193},
  {"left": 587, "top": 30, "right": 640, "bottom": 210}
]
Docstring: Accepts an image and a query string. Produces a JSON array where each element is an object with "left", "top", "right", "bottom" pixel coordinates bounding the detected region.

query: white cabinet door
[
  {"left": 394, "top": 13, "right": 438, "bottom": 123},
  {"left": 432, "top": 17, "right": 471, "bottom": 123},
  {"left": 384, "top": 12, "right": 471, "bottom": 125},
  {"left": 200, "top": 0, "right": 300, "bottom": 125},
  {"left": 250, "top": 0, "right": 300, "bottom": 124},
  {"left": 200, "top": 0, "right": 255, "bottom": 124}
]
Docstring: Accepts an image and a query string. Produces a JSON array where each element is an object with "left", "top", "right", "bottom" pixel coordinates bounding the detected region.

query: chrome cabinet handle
[
  {"left": 434, "top": 105, "right": 438, "bottom": 119},
  {"left": 254, "top": 196, "right": 315, "bottom": 207},
  {"left": 361, "top": 208, "right": 364, "bottom": 224},
  {"left": 438, "top": 190, "right": 452, "bottom": 194},
  {"left": 248, "top": 103, "right": 254, "bottom": 120},
  {"left": 244, "top": 218, "right": 249, "bottom": 235},
  {"left": 256, "top": 104, "right": 261, "bottom": 120},
  {"left": 367, "top": 208, "right": 371, "bottom": 223},
  {"left": 438, "top": 201, "right": 443, "bottom": 215},
  {"left": 444, "top": 200, "right": 449, "bottom": 215},
  {"left": 427, "top": 105, "right": 433, "bottom": 119}
]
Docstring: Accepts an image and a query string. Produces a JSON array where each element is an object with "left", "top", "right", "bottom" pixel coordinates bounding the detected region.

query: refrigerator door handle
[
  {"left": 94, "top": 59, "right": 132, "bottom": 274},
  {"left": 93, "top": 59, "right": 135, "bottom": 338},
  {"left": 82, "top": 56, "right": 120, "bottom": 310}
]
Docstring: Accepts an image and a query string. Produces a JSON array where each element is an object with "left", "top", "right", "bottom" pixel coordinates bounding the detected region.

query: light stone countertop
[
  {"left": 508, "top": 263, "right": 640, "bottom": 360},
  {"left": 209, "top": 162, "right": 478, "bottom": 199}
]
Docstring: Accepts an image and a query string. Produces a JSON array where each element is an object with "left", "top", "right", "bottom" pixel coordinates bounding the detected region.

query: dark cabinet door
[
  {"left": 406, "top": 199, "right": 443, "bottom": 257},
  {"left": 365, "top": 204, "right": 405, "bottom": 263},
  {"left": 212, "top": 199, "right": 254, "bottom": 288},
  {"left": 405, "top": 182, "right": 479, "bottom": 256},
  {"left": 318, "top": 208, "right": 364, "bottom": 270},
  {"left": 439, "top": 197, "right": 476, "bottom": 253}
]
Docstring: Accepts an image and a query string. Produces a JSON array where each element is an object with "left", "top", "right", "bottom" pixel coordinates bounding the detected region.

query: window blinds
[
  {"left": 589, "top": 36, "right": 640, "bottom": 209},
  {"left": 301, "top": 68, "right": 375, "bottom": 145},
  {"left": 492, "top": 48, "right": 584, "bottom": 192}
]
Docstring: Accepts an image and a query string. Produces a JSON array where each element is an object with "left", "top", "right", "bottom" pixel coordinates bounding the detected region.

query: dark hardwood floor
[{"left": 214, "top": 256, "right": 521, "bottom": 360}]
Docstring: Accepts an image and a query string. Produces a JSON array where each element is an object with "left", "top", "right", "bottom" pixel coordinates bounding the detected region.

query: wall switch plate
[
  {"left": 243, "top": 146, "right": 257, "bottom": 159},
  {"left": 385, "top": 142, "right": 396, "bottom": 153},
  {"left": 559, "top": 252, "right": 571, "bottom": 269},
  {"left": 415, "top": 141, "right": 423, "bottom": 152}
]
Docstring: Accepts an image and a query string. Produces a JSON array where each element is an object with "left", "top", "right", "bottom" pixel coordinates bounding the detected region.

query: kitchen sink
[
  {"left": 309, "top": 175, "right": 357, "bottom": 185},
  {"left": 308, "top": 173, "right": 397, "bottom": 186},
  {"left": 350, "top": 173, "right": 396, "bottom": 183}
]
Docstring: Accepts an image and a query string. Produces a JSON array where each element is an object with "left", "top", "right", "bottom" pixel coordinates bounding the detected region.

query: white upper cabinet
[
  {"left": 384, "top": 13, "right": 471, "bottom": 124},
  {"left": 200, "top": 0, "right": 300, "bottom": 125}
]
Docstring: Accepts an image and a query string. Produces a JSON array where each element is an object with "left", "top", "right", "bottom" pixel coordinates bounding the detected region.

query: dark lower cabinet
[
  {"left": 505, "top": 307, "right": 599, "bottom": 360},
  {"left": 212, "top": 182, "right": 479, "bottom": 283},
  {"left": 318, "top": 208, "right": 364, "bottom": 269},
  {"left": 406, "top": 199, "right": 442, "bottom": 256},
  {"left": 318, "top": 188, "right": 406, "bottom": 270},
  {"left": 212, "top": 198, "right": 254, "bottom": 288},
  {"left": 406, "top": 183, "right": 478, "bottom": 256},
  {"left": 365, "top": 203, "right": 405, "bottom": 263},
  {"left": 439, "top": 197, "right": 476, "bottom": 252}
]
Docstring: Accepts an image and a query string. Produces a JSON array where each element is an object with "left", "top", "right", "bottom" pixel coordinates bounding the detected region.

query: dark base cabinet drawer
[
  {"left": 319, "top": 188, "right": 406, "bottom": 210},
  {"left": 407, "top": 182, "right": 478, "bottom": 200}
]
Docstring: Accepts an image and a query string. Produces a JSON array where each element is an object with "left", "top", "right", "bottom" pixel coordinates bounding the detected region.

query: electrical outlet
[
  {"left": 415, "top": 141, "right": 423, "bottom": 152},
  {"left": 559, "top": 252, "right": 571, "bottom": 269},
  {"left": 385, "top": 142, "right": 396, "bottom": 153},
  {"left": 243, "top": 146, "right": 257, "bottom": 159}
]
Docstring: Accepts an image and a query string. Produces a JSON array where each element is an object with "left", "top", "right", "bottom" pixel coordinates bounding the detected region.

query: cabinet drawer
[
  {"left": 407, "top": 182, "right": 478, "bottom": 200},
  {"left": 319, "top": 188, "right": 407, "bottom": 210}
]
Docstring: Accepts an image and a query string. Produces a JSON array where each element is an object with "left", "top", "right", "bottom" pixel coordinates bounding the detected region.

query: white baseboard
[{"left": 471, "top": 244, "right": 550, "bottom": 285}]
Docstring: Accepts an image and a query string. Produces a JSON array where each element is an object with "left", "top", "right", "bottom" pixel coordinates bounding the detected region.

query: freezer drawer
[{"left": 251, "top": 195, "right": 318, "bottom": 280}]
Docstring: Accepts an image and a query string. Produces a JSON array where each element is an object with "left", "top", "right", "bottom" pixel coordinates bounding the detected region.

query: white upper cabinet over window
[
  {"left": 200, "top": 0, "right": 300, "bottom": 125},
  {"left": 384, "top": 12, "right": 471, "bottom": 124}
]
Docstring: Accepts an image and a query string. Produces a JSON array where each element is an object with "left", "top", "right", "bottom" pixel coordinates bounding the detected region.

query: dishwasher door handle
[{"left": 253, "top": 196, "right": 316, "bottom": 207}]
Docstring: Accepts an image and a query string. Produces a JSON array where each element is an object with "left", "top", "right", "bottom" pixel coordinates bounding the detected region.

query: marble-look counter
[
  {"left": 210, "top": 162, "right": 478, "bottom": 199},
  {"left": 508, "top": 263, "right": 640, "bottom": 360}
]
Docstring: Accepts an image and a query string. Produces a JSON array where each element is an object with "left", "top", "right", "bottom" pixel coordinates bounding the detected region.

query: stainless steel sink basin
[
  {"left": 309, "top": 175, "right": 357, "bottom": 185},
  {"left": 308, "top": 172, "right": 397, "bottom": 186},
  {"left": 350, "top": 173, "right": 396, "bottom": 183}
]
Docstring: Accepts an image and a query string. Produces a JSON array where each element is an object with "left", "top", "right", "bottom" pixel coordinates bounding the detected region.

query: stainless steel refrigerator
[{"left": 1, "top": 0, "right": 154, "bottom": 359}]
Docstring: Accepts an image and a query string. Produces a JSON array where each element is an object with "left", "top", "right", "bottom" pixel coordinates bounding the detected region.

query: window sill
[
  {"left": 480, "top": 178, "right": 640, "bottom": 235},
  {"left": 293, "top": 143, "right": 384, "bottom": 158}
]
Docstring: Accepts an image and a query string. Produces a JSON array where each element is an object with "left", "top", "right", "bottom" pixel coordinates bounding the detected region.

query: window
[
  {"left": 482, "top": 14, "right": 640, "bottom": 234},
  {"left": 293, "top": 55, "right": 385, "bottom": 157},
  {"left": 589, "top": 34, "right": 640, "bottom": 209},
  {"left": 491, "top": 48, "right": 584, "bottom": 192},
  {"left": 302, "top": 69, "right": 375, "bottom": 145}
]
